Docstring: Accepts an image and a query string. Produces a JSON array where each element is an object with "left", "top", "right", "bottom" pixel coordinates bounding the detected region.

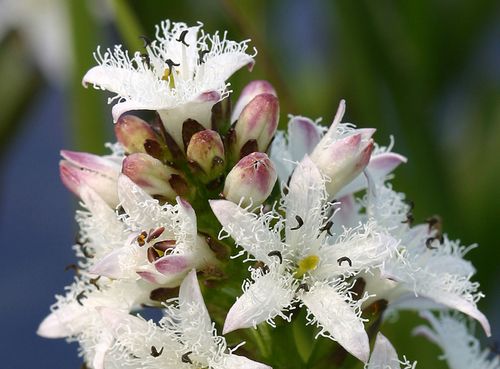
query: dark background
[{"left": 0, "top": 1, "right": 498, "bottom": 368}]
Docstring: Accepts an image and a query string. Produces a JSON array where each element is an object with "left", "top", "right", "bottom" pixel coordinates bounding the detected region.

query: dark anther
[
  {"left": 290, "top": 215, "right": 304, "bottom": 230},
  {"left": 296, "top": 283, "right": 310, "bottom": 292},
  {"left": 153, "top": 240, "right": 176, "bottom": 252},
  {"left": 147, "top": 227, "right": 165, "bottom": 243},
  {"left": 165, "top": 59, "right": 180, "bottom": 74},
  {"left": 140, "top": 53, "right": 150, "bottom": 66},
  {"left": 89, "top": 276, "right": 101, "bottom": 291},
  {"left": 337, "top": 256, "right": 352, "bottom": 267},
  {"left": 319, "top": 220, "right": 334, "bottom": 236},
  {"left": 139, "top": 35, "right": 152, "bottom": 47},
  {"left": 198, "top": 49, "right": 209, "bottom": 62},
  {"left": 268, "top": 250, "right": 283, "bottom": 264},
  {"left": 137, "top": 231, "right": 148, "bottom": 246},
  {"left": 76, "top": 291, "right": 87, "bottom": 306},
  {"left": 254, "top": 261, "right": 270, "bottom": 274},
  {"left": 176, "top": 30, "right": 189, "bottom": 46},
  {"left": 402, "top": 200, "right": 415, "bottom": 225},
  {"left": 426, "top": 215, "right": 442, "bottom": 233},
  {"left": 181, "top": 351, "right": 193, "bottom": 364},
  {"left": 426, "top": 235, "right": 443, "bottom": 250},
  {"left": 150, "top": 346, "right": 164, "bottom": 357},
  {"left": 147, "top": 247, "right": 161, "bottom": 263},
  {"left": 65, "top": 263, "right": 79, "bottom": 274}
]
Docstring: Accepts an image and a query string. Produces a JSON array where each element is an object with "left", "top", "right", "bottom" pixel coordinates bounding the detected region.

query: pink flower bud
[
  {"left": 186, "top": 129, "right": 225, "bottom": 181},
  {"left": 223, "top": 152, "right": 277, "bottom": 207},
  {"left": 232, "top": 93, "right": 279, "bottom": 159},
  {"left": 122, "top": 153, "right": 183, "bottom": 200},
  {"left": 59, "top": 150, "right": 121, "bottom": 207},
  {"left": 310, "top": 132, "right": 374, "bottom": 197},
  {"left": 114, "top": 115, "right": 160, "bottom": 154},
  {"left": 231, "top": 80, "right": 277, "bottom": 123}
]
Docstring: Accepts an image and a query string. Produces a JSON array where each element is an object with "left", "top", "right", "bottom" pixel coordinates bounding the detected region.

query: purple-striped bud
[
  {"left": 114, "top": 115, "right": 160, "bottom": 154},
  {"left": 232, "top": 93, "right": 279, "bottom": 159},
  {"left": 186, "top": 129, "right": 225, "bottom": 181},
  {"left": 231, "top": 80, "right": 277, "bottom": 123},
  {"left": 223, "top": 152, "right": 277, "bottom": 207},
  {"left": 59, "top": 150, "right": 121, "bottom": 207},
  {"left": 310, "top": 131, "right": 375, "bottom": 197},
  {"left": 122, "top": 153, "right": 183, "bottom": 200}
]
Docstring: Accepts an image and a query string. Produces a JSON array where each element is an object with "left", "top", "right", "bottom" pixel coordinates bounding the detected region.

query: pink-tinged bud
[
  {"left": 114, "top": 115, "right": 160, "bottom": 154},
  {"left": 231, "top": 80, "right": 277, "bottom": 123},
  {"left": 59, "top": 150, "right": 121, "bottom": 207},
  {"left": 186, "top": 129, "right": 225, "bottom": 181},
  {"left": 122, "top": 153, "right": 182, "bottom": 200},
  {"left": 223, "top": 152, "right": 277, "bottom": 207},
  {"left": 310, "top": 132, "right": 375, "bottom": 197},
  {"left": 232, "top": 93, "right": 279, "bottom": 159}
]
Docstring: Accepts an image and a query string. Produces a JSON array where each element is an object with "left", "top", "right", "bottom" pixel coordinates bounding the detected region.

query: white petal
[
  {"left": 215, "top": 354, "right": 272, "bottom": 369},
  {"left": 288, "top": 116, "right": 322, "bottom": 161},
  {"left": 111, "top": 99, "right": 158, "bottom": 122},
  {"left": 37, "top": 306, "right": 82, "bottom": 338},
  {"left": 301, "top": 283, "right": 369, "bottom": 363},
  {"left": 201, "top": 52, "right": 254, "bottom": 90},
  {"left": 178, "top": 270, "right": 213, "bottom": 334},
  {"left": 176, "top": 196, "right": 197, "bottom": 240},
  {"left": 92, "top": 331, "right": 114, "bottom": 369},
  {"left": 367, "top": 333, "right": 401, "bottom": 369},
  {"left": 223, "top": 271, "right": 294, "bottom": 334},
  {"left": 82, "top": 65, "right": 139, "bottom": 96},
  {"left": 89, "top": 247, "right": 128, "bottom": 279},
  {"left": 285, "top": 156, "right": 326, "bottom": 252},
  {"left": 209, "top": 200, "right": 282, "bottom": 263}
]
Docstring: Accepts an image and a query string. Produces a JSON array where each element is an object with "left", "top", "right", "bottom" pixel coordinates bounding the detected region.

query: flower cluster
[{"left": 39, "top": 20, "right": 496, "bottom": 369}]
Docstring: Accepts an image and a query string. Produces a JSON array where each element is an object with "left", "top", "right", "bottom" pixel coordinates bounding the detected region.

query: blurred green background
[{"left": 0, "top": 0, "right": 498, "bottom": 367}]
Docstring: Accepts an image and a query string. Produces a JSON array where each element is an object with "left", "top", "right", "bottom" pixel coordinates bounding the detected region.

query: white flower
[
  {"left": 270, "top": 100, "right": 406, "bottom": 198},
  {"left": 83, "top": 20, "right": 255, "bottom": 148},
  {"left": 99, "top": 270, "right": 271, "bottom": 369},
  {"left": 414, "top": 311, "right": 499, "bottom": 369},
  {"left": 365, "top": 333, "right": 417, "bottom": 369},
  {"left": 356, "top": 179, "right": 490, "bottom": 336},
  {"left": 210, "top": 157, "right": 399, "bottom": 363},
  {"left": 37, "top": 277, "right": 151, "bottom": 369},
  {"left": 88, "top": 175, "right": 217, "bottom": 287}
]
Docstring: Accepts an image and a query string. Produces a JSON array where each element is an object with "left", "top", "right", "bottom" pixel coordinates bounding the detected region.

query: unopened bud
[
  {"left": 310, "top": 131, "right": 374, "bottom": 197},
  {"left": 122, "top": 153, "right": 183, "bottom": 200},
  {"left": 186, "top": 130, "right": 225, "bottom": 181},
  {"left": 223, "top": 152, "right": 277, "bottom": 207},
  {"left": 231, "top": 80, "right": 277, "bottom": 123},
  {"left": 232, "top": 93, "right": 279, "bottom": 159},
  {"left": 59, "top": 150, "right": 121, "bottom": 207},
  {"left": 114, "top": 115, "right": 160, "bottom": 154}
]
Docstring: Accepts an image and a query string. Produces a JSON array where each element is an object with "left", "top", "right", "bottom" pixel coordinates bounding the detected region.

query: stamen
[
  {"left": 80, "top": 245, "right": 94, "bottom": 259},
  {"left": 137, "top": 231, "right": 148, "bottom": 246},
  {"left": 139, "top": 35, "right": 152, "bottom": 48},
  {"left": 181, "top": 351, "right": 193, "bottom": 364},
  {"left": 89, "top": 276, "right": 101, "bottom": 291},
  {"left": 425, "top": 235, "right": 443, "bottom": 249},
  {"left": 76, "top": 291, "right": 86, "bottom": 306},
  {"left": 268, "top": 250, "right": 283, "bottom": 264},
  {"left": 147, "top": 227, "right": 165, "bottom": 243},
  {"left": 165, "top": 59, "right": 180, "bottom": 74},
  {"left": 290, "top": 215, "right": 304, "bottom": 230},
  {"left": 153, "top": 240, "right": 176, "bottom": 252},
  {"left": 426, "top": 215, "right": 442, "bottom": 233},
  {"left": 319, "top": 220, "right": 333, "bottom": 236},
  {"left": 253, "top": 261, "right": 270, "bottom": 274},
  {"left": 337, "top": 256, "right": 352, "bottom": 267},
  {"left": 64, "top": 263, "right": 79, "bottom": 274},
  {"left": 402, "top": 200, "right": 415, "bottom": 224},
  {"left": 176, "top": 29, "right": 189, "bottom": 46},
  {"left": 147, "top": 247, "right": 161, "bottom": 263},
  {"left": 198, "top": 49, "right": 209, "bottom": 62},
  {"left": 150, "top": 346, "right": 164, "bottom": 357}
]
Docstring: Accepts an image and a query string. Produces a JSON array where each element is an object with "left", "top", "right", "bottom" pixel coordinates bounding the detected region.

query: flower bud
[
  {"left": 231, "top": 80, "right": 277, "bottom": 123},
  {"left": 232, "top": 93, "right": 279, "bottom": 159},
  {"left": 59, "top": 150, "right": 121, "bottom": 207},
  {"left": 223, "top": 152, "right": 277, "bottom": 207},
  {"left": 122, "top": 153, "right": 183, "bottom": 200},
  {"left": 114, "top": 115, "right": 160, "bottom": 154},
  {"left": 186, "top": 129, "right": 225, "bottom": 181},
  {"left": 310, "top": 131, "right": 374, "bottom": 197}
]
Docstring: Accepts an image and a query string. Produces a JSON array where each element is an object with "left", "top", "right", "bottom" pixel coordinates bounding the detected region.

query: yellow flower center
[{"left": 295, "top": 255, "right": 319, "bottom": 278}]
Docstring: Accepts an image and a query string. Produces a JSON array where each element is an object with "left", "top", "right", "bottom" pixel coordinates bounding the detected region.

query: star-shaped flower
[
  {"left": 83, "top": 20, "right": 255, "bottom": 148},
  {"left": 99, "top": 270, "right": 271, "bottom": 369},
  {"left": 210, "top": 157, "right": 399, "bottom": 362}
]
